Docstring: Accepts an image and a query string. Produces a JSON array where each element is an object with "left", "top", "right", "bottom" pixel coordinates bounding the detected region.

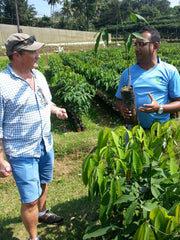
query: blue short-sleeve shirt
[{"left": 115, "top": 57, "right": 180, "bottom": 128}]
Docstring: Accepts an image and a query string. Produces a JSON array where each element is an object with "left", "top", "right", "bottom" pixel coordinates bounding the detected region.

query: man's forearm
[{"left": 0, "top": 139, "right": 5, "bottom": 162}]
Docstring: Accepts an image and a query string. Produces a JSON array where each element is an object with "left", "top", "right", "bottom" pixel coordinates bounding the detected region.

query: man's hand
[
  {"left": 55, "top": 107, "right": 68, "bottom": 120},
  {"left": 0, "top": 160, "right": 12, "bottom": 178},
  {"left": 138, "top": 93, "right": 160, "bottom": 113},
  {"left": 121, "top": 106, "right": 132, "bottom": 119}
]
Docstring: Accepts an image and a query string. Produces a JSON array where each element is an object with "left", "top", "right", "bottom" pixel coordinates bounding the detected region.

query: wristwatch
[{"left": 158, "top": 105, "right": 163, "bottom": 114}]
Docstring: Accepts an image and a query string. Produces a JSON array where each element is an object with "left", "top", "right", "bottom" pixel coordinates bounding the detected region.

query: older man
[{"left": 0, "top": 33, "right": 68, "bottom": 240}]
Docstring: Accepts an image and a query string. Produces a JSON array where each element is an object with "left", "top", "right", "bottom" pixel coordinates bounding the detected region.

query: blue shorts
[{"left": 7, "top": 141, "right": 54, "bottom": 204}]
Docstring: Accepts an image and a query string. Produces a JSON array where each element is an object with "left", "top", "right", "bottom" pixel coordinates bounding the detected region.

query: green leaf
[
  {"left": 141, "top": 202, "right": 159, "bottom": 212},
  {"left": 97, "top": 161, "right": 105, "bottom": 196},
  {"left": 96, "top": 129, "right": 104, "bottom": 159},
  {"left": 111, "top": 131, "right": 122, "bottom": 157},
  {"left": 170, "top": 158, "right": 179, "bottom": 175},
  {"left": 82, "top": 155, "right": 92, "bottom": 185},
  {"left": 114, "top": 159, "right": 121, "bottom": 177},
  {"left": 170, "top": 203, "right": 180, "bottom": 224},
  {"left": 175, "top": 127, "right": 180, "bottom": 141},
  {"left": 116, "top": 177, "right": 122, "bottom": 198},
  {"left": 150, "top": 207, "right": 169, "bottom": 234},
  {"left": 107, "top": 179, "right": 116, "bottom": 216},
  {"left": 151, "top": 186, "right": 161, "bottom": 199},
  {"left": 123, "top": 200, "right": 137, "bottom": 225},
  {"left": 133, "top": 222, "right": 155, "bottom": 240},
  {"left": 115, "top": 194, "right": 136, "bottom": 205},
  {"left": 130, "top": 13, "right": 149, "bottom": 25},
  {"left": 99, "top": 191, "right": 110, "bottom": 223},
  {"left": 102, "top": 29, "right": 109, "bottom": 47},
  {"left": 111, "top": 131, "right": 119, "bottom": 148},
  {"left": 130, "top": 12, "right": 137, "bottom": 23},
  {"left": 166, "top": 217, "right": 178, "bottom": 234},
  {"left": 102, "top": 130, "right": 110, "bottom": 147},
  {"left": 83, "top": 224, "right": 119, "bottom": 240},
  {"left": 132, "top": 150, "right": 142, "bottom": 174},
  {"left": 94, "top": 31, "right": 102, "bottom": 57},
  {"left": 125, "top": 34, "right": 133, "bottom": 53},
  {"left": 132, "top": 32, "right": 147, "bottom": 40}
]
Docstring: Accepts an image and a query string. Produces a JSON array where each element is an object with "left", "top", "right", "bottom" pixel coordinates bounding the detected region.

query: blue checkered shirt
[{"left": 0, "top": 63, "right": 53, "bottom": 157}]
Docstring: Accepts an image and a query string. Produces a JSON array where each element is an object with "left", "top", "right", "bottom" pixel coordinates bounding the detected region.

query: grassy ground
[{"left": 0, "top": 98, "right": 123, "bottom": 240}]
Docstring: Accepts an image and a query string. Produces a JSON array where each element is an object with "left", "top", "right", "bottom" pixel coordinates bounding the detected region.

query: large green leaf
[
  {"left": 141, "top": 202, "right": 159, "bottom": 212},
  {"left": 150, "top": 207, "right": 169, "bottom": 234},
  {"left": 83, "top": 224, "right": 119, "bottom": 240},
  {"left": 125, "top": 34, "right": 133, "bottom": 54},
  {"left": 132, "top": 150, "right": 143, "bottom": 174},
  {"left": 170, "top": 158, "right": 179, "bottom": 175},
  {"left": 99, "top": 191, "right": 110, "bottom": 224},
  {"left": 111, "top": 131, "right": 122, "bottom": 158},
  {"left": 151, "top": 186, "right": 161, "bottom": 199},
  {"left": 107, "top": 179, "right": 116, "bottom": 216},
  {"left": 133, "top": 222, "right": 155, "bottom": 240},
  {"left": 97, "top": 161, "right": 105, "bottom": 196},
  {"left": 115, "top": 194, "right": 136, "bottom": 205},
  {"left": 116, "top": 177, "right": 122, "bottom": 198},
  {"left": 170, "top": 204, "right": 180, "bottom": 224},
  {"left": 130, "top": 13, "right": 149, "bottom": 25},
  {"left": 123, "top": 200, "right": 137, "bottom": 225},
  {"left": 111, "top": 131, "right": 119, "bottom": 149},
  {"left": 82, "top": 155, "right": 94, "bottom": 186},
  {"left": 166, "top": 217, "right": 178, "bottom": 235},
  {"left": 132, "top": 32, "right": 147, "bottom": 40},
  {"left": 94, "top": 31, "right": 102, "bottom": 57},
  {"left": 102, "top": 29, "right": 109, "bottom": 47}
]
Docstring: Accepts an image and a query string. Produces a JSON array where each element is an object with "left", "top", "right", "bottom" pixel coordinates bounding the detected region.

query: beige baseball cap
[{"left": 5, "top": 33, "right": 44, "bottom": 56}]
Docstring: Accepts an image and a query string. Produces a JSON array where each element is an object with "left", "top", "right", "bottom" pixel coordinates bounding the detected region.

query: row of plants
[
  {"left": 44, "top": 43, "right": 180, "bottom": 131},
  {"left": 0, "top": 57, "right": 9, "bottom": 72},
  {"left": 59, "top": 46, "right": 136, "bottom": 101},
  {"left": 158, "top": 44, "right": 180, "bottom": 73},
  {"left": 82, "top": 121, "right": 180, "bottom": 239},
  {"left": 60, "top": 52, "right": 120, "bottom": 100},
  {"left": 48, "top": 55, "right": 95, "bottom": 130},
  {"left": 58, "top": 43, "right": 180, "bottom": 101}
]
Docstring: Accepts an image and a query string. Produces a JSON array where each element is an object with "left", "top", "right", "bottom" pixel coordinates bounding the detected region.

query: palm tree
[
  {"left": 45, "top": 0, "right": 62, "bottom": 18},
  {"left": 61, "top": 0, "right": 72, "bottom": 18}
]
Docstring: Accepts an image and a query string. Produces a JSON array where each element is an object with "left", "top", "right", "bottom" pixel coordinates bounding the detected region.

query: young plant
[
  {"left": 117, "top": 13, "right": 149, "bottom": 125},
  {"left": 94, "top": 28, "right": 109, "bottom": 57},
  {"left": 82, "top": 120, "right": 180, "bottom": 239},
  {"left": 124, "top": 13, "right": 149, "bottom": 87}
]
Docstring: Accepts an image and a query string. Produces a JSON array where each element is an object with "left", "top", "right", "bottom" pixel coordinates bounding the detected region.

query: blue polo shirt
[{"left": 115, "top": 57, "right": 180, "bottom": 128}]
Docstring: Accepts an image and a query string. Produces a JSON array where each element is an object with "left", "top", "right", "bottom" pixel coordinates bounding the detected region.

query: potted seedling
[
  {"left": 94, "top": 13, "right": 149, "bottom": 125},
  {"left": 120, "top": 13, "right": 149, "bottom": 125}
]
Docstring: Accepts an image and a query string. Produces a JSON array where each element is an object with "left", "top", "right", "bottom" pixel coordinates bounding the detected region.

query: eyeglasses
[{"left": 134, "top": 42, "right": 154, "bottom": 47}]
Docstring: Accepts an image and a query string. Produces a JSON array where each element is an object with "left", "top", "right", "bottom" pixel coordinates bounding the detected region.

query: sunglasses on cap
[{"left": 25, "top": 35, "right": 36, "bottom": 44}]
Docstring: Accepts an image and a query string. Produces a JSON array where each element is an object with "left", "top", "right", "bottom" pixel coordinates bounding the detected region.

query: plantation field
[
  {"left": 39, "top": 42, "right": 180, "bottom": 130},
  {"left": 0, "top": 43, "right": 180, "bottom": 240}
]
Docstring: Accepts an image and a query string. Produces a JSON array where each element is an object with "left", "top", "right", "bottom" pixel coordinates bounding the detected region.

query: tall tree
[
  {"left": 71, "top": 0, "right": 97, "bottom": 30},
  {"left": 1, "top": 0, "right": 37, "bottom": 26},
  {"left": 61, "top": 0, "right": 73, "bottom": 18},
  {"left": 45, "top": 0, "right": 62, "bottom": 17}
]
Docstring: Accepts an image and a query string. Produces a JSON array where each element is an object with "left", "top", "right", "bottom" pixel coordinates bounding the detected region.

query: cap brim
[{"left": 19, "top": 42, "right": 44, "bottom": 52}]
